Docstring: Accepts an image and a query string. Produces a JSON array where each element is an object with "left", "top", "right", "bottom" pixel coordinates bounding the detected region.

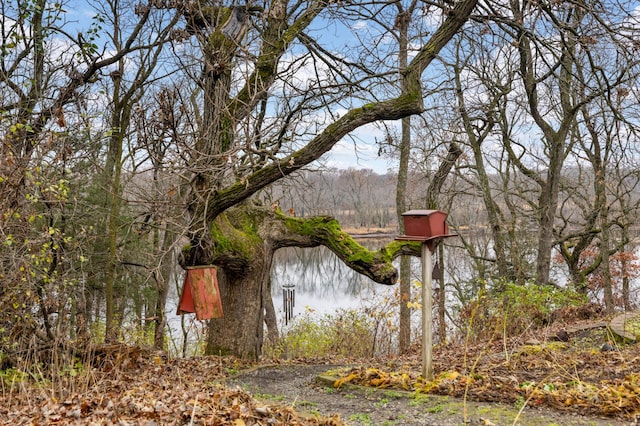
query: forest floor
[{"left": 2, "top": 314, "right": 640, "bottom": 425}]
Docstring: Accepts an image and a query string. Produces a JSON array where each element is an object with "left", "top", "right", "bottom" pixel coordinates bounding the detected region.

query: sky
[{"left": 323, "top": 136, "right": 396, "bottom": 174}]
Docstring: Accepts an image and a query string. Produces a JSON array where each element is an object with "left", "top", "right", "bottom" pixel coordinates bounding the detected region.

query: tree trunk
[
  {"left": 437, "top": 243, "right": 446, "bottom": 343},
  {"left": 398, "top": 256, "right": 412, "bottom": 353},
  {"left": 104, "top": 97, "right": 124, "bottom": 343},
  {"left": 622, "top": 265, "right": 630, "bottom": 311},
  {"left": 600, "top": 229, "right": 614, "bottom": 312},
  {"left": 206, "top": 253, "right": 271, "bottom": 360},
  {"left": 153, "top": 224, "right": 175, "bottom": 350},
  {"left": 263, "top": 278, "right": 280, "bottom": 345},
  {"left": 153, "top": 272, "right": 169, "bottom": 350},
  {"left": 395, "top": 7, "right": 412, "bottom": 355},
  {"left": 528, "top": 51, "right": 575, "bottom": 286},
  {"left": 534, "top": 161, "right": 562, "bottom": 286}
]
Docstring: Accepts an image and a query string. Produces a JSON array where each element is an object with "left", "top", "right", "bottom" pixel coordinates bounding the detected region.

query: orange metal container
[
  {"left": 401, "top": 210, "right": 449, "bottom": 238},
  {"left": 177, "top": 266, "right": 224, "bottom": 320}
]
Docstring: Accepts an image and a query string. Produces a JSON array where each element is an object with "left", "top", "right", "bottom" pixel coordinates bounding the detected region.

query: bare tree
[
  {"left": 95, "top": 0, "right": 180, "bottom": 342},
  {"left": 393, "top": 0, "right": 419, "bottom": 355},
  {"left": 463, "top": 0, "right": 640, "bottom": 286}
]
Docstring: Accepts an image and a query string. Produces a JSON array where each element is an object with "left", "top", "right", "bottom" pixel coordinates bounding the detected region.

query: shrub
[
  {"left": 265, "top": 308, "right": 377, "bottom": 359},
  {"left": 458, "top": 280, "right": 586, "bottom": 341}
]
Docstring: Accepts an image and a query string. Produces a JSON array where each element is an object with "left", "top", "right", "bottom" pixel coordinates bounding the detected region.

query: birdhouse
[
  {"left": 401, "top": 210, "right": 450, "bottom": 238},
  {"left": 177, "top": 266, "right": 224, "bottom": 320}
]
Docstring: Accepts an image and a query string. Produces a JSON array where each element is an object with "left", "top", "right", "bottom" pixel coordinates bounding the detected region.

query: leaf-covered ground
[
  {"left": 0, "top": 352, "right": 344, "bottom": 425},
  {"left": 2, "top": 319, "right": 639, "bottom": 424},
  {"left": 333, "top": 323, "right": 640, "bottom": 421}
]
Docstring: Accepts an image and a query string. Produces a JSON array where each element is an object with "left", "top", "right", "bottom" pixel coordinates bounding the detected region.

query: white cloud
[{"left": 351, "top": 21, "right": 367, "bottom": 31}]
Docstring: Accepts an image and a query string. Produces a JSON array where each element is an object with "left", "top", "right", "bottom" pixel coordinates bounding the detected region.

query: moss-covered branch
[{"left": 278, "top": 213, "right": 421, "bottom": 285}]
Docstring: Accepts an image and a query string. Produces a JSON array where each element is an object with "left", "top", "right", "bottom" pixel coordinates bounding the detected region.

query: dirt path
[{"left": 227, "top": 364, "right": 628, "bottom": 426}]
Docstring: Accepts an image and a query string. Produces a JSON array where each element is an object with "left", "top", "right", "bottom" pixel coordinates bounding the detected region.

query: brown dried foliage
[{"left": 0, "top": 350, "right": 344, "bottom": 425}]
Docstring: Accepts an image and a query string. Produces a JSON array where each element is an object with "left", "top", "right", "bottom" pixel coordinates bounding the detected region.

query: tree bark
[
  {"left": 206, "top": 252, "right": 271, "bottom": 359},
  {"left": 395, "top": 5, "right": 414, "bottom": 355}
]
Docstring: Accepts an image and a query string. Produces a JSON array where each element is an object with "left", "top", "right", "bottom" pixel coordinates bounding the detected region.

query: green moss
[
  {"left": 621, "top": 314, "right": 640, "bottom": 337},
  {"left": 516, "top": 341, "right": 568, "bottom": 357},
  {"left": 209, "top": 208, "right": 264, "bottom": 260},
  {"left": 383, "top": 240, "right": 421, "bottom": 256},
  {"left": 545, "top": 341, "right": 569, "bottom": 351}
]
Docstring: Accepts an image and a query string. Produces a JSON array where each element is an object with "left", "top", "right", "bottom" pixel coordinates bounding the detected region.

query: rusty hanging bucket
[{"left": 177, "top": 266, "right": 224, "bottom": 320}]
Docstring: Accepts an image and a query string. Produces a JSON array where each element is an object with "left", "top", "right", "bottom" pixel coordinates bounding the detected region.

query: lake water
[
  {"left": 269, "top": 232, "right": 432, "bottom": 321},
  {"left": 270, "top": 244, "right": 398, "bottom": 319}
]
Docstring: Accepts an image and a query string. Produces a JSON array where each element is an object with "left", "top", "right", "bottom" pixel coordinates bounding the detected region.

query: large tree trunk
[{"left": 206, "top": 254, "right": 271, "bottom": 359}]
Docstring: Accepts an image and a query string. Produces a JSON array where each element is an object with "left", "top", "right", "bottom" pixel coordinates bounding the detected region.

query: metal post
[{"left": 421, "top": 242, "right": 433, "bottom": 380}]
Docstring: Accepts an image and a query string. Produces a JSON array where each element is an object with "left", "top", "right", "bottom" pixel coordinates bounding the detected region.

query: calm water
[
  {"left": 166, "top": 238, "right": 624, "bottom": 355},
  {"left": 270, "top": 244, "right": 398, "bottom": 319}
]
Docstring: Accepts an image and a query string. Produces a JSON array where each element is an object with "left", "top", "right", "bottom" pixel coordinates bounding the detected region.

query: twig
[
  {"left": 189, "top": 393, "right": 199, "bottom": 426},
  {"left": 512, "top": 374, "right": 553, "bottom": 426}
]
